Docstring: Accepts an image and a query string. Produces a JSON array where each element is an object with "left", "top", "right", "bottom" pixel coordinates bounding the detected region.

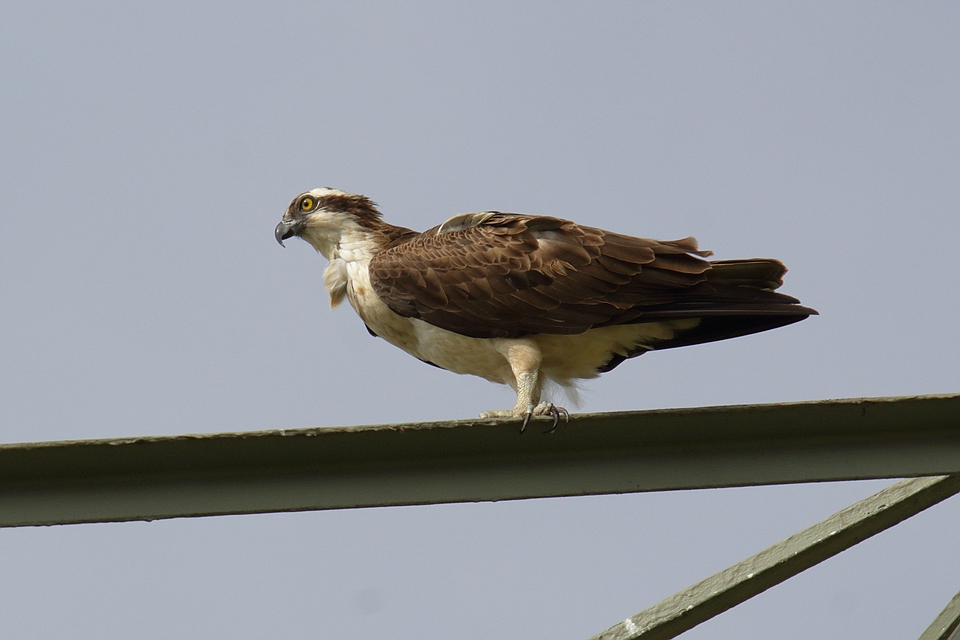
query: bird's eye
[{"left": 300, "top": 197, "right": 315, "bottom": 211}]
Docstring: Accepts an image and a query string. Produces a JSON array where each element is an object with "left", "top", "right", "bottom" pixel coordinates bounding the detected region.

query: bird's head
[{"left": 275, "top": 187, "right": 383, "bottom": 258}]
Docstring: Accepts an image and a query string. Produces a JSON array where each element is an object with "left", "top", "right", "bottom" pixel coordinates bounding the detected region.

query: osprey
[{"left": 276, "top": 188, "right": 816, "bottom": 430}]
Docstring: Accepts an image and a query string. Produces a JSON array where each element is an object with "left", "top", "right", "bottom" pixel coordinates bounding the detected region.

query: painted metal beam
[
  {"left": 588, "top": 474, "right": 960, "bottom": 640},
  {"left": 2, "top": 393, "right": 959, "bottom": 527},
  {"left": 919, "top": 590, "right": 960, "bottom": 640}
]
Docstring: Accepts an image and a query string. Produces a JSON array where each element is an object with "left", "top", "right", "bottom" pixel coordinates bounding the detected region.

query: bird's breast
[
  {"left": 340, "top": 261, "right": 514, "bottom": 384},
  {"left": 344, "top": 261, "right": 419, "bottom": 353}
]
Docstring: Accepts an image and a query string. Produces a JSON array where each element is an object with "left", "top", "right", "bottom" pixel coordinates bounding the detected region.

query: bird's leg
[
  {"left": 479, "top": 339, "right": 568, "bottom": 433},
  {"left": 479, "top": 339, "right": 543, "bottom": 426},
  {"left": 514, "top": 369, "right": 543, "bottom": 433}
]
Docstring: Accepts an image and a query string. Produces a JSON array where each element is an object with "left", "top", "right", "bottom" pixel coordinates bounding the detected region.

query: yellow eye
[{"left": 300, "top": 197, "right": 315, "bottom": 211}]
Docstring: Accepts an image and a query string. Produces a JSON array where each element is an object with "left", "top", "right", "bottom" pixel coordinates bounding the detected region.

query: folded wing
[{"left": 368, "top": 213, "right": 816, "bottom": 346}]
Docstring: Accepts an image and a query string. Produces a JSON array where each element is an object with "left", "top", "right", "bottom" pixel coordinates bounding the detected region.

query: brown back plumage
[{"left": 368, "top": 213, "right": 816, "bottom": 349}]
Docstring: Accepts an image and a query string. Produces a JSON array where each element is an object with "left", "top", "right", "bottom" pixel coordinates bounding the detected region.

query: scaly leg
[{"left": 479, "top": 339, "right": 569, "bottom": 433}]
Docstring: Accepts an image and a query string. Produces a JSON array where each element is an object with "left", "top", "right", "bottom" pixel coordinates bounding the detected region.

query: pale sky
[{"left": 2, "top": 3, "right": 959, "bottom": 638}]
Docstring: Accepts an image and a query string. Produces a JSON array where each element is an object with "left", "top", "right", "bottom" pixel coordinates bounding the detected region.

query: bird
[{"left": 275, "top": 188, "right": 816, "bottom": 431}]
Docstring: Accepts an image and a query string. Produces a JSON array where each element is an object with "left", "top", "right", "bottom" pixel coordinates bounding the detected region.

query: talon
[
  {"left": 544, "top": 406, "right": 569, "bottom": 433},
  {"left": 545, "top": 409, "right": 560, "bottom": 433},
  {"left": 520, "top": 404, "right": 535, "bottom": 434}
]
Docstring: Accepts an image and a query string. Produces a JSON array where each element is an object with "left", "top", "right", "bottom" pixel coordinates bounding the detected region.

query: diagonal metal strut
[
  {"left": 919, "top": 590, "right": 960, "bottom": 640},
  {"left": 589, "top": 474, "right": 960, "bottom": 640}
]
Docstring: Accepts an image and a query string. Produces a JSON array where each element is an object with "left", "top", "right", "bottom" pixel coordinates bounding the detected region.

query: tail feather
[
  {"left": 597, "top": 257, "right": 816, "bottom": 372},
  {"left": 705, "top": 258, "right": 788, "bottom": 290}
]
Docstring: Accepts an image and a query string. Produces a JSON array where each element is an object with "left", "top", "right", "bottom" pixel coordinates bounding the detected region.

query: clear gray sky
[{"left": 2, "top": 2, "right": 959, "bottom": 638}]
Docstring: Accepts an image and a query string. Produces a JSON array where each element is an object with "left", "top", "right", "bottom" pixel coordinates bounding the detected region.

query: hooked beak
[{"left": 275, "top": 218, "right": 303, "bottom": 247}]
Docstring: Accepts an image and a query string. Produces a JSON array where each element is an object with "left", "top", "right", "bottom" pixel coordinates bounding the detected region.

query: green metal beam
[
  {"left": 2, "top": 393, "right": 959, "bottom": 527},
  {"left": 588, "top": 474, "right": 960, "bottom": 640},
  {"left": 919, "top": 590, "right": 960, "bottom": 640}
]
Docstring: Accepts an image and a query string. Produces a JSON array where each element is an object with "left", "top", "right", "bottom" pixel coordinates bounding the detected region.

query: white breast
[{"left": 327, "top": 232, "right": 696, "bottom": 391}]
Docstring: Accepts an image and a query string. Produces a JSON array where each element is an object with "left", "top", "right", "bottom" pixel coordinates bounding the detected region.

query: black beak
[{"left": 275, "top": 219, "right": 302, "bottom": 247}]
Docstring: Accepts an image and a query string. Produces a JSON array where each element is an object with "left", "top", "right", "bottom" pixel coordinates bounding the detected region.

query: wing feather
[{"left": 368, "top": 212, "right": 815, "bottom": 341}]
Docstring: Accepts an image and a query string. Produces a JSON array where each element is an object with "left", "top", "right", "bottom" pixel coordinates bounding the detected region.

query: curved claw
[
  {"left": 519, "top": 404, "right": 535, "bottom": 434},
  {"left": 544, "top": 406, "right": 570, "bottom": 434}
]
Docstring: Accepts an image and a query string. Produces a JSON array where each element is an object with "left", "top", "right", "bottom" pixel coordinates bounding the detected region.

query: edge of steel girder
[
  {"left": 919, "top": 590, "right": 960, "bottom": 640},
  {"left": 2, "top": 393, "right": 959, "bottom": 527},
  {"left": 589, "top": 474, "right": 960, "bottom": 640}
]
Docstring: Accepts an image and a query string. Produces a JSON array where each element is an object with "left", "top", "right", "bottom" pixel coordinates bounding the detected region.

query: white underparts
[
  {"left": 303, "top": 213, "right": 699, "bottom": 413},
  {"left": 335, "top": 251, "right": 698, "bottom": 390}
]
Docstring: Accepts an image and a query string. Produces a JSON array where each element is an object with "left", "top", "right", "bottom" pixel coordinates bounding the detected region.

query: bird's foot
[
  {"left": 479, "top": 402, "right": 570, "bottom": 434},
  {"left": 530, "top": 402, "right": 570, "bottom": 434},
  {"left": 479, "top": 410, "right": 515, "bottom": 419}
]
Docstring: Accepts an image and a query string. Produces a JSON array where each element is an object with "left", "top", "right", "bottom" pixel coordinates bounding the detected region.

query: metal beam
[
  {"left": 920, "top": 590, "right": 960, "bottom": 640},
  {"left": 2, "top": 393, "right": 959, "bottom": 527},
  {"left": 588, "top": 474, "right": 960, "bottom": 640}
]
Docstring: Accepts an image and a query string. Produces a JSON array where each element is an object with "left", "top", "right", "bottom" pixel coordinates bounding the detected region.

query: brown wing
[{"left": 368, "top": 213, "right": 816, "bottom": 342}]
